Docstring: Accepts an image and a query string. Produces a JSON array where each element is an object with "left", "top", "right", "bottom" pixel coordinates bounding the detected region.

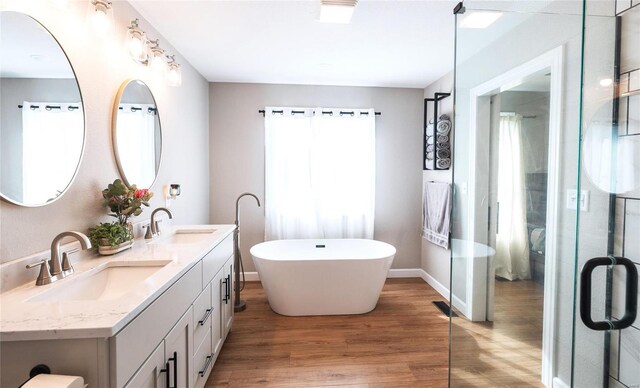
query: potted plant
[
  {"left": 88, "top": 222, "right": 134, "bottom": 255},
  {"left": 89, "top": 179, "right": 153, "bottom": 255}
]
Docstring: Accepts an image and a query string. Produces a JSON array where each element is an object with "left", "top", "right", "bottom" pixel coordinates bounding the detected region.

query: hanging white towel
[{"left": 422, "top": 181, "right": 452, "bottom": 249}]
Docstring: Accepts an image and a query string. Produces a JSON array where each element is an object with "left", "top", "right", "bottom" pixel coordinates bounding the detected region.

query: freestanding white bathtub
[{"left": 250, "top": 239, "right": 396, "bottom": 316}]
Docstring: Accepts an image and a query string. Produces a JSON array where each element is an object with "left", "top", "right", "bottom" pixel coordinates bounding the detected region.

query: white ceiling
[{"left": 129, "top": 0, "right": 458, "bottom": 88}]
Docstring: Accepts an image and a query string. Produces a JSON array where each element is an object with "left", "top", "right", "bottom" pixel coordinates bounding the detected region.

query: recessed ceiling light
[
  {"left": 319, "top": 0, "right": 357, "bottom": 24},
  {"left": 599, "top": 78, "right": 613, "bottom": 87},
  {"left": 459, "top": 11, "right": 502, "bottom": 29}
]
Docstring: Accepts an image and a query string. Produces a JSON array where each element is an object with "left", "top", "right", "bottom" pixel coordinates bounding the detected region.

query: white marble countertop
[{"left": 0, "top": 224, "right": 235, "bottom": 342}]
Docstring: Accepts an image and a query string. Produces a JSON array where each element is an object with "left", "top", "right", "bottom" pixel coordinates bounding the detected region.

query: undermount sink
[
  {"left": 152, "top": 228, "right": 217, "bottom": 245},
  {"left": 27, "top": 260, "right": 171, "bottom": 303}
]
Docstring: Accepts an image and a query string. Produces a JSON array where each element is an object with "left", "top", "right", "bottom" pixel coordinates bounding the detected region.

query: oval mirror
[
  {"left": 112, "top": 80, "right": 162, "bottom": 189},
  {"left": 0, "top": 11, "right": 85, "bottom": 207}
]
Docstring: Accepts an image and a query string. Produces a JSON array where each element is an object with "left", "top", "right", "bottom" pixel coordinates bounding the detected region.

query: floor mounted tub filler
[{"left": 250, "top": 239, "right": 396, "bottom": 316}]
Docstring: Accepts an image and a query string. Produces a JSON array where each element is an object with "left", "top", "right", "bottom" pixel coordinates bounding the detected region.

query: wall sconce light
[
  {"left": 147, "top": 39, "right": 165, "bottom": 71},
  {"left": 126, "top": 19, "right": 148, "bottom": 64},
  {"left": 169, "top": 184, "right": 181, "bottom": 198},
  {"left": 88, "top": 0, "right": 113, "bottom": 36},
  {"left": 166, "top": 55, "right": 182, "bottom": 87},
  {"left": 165, "top": 184, "right": 181, "bottom": 207}
]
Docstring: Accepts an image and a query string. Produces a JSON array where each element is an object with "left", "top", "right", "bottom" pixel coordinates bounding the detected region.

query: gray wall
[
  {"left": 0, "top": 1, "right": 210, "bottom": 264},
  {"left": 209, "top": 82, "right": 424, "bottom": 271},
  {"left": 421, "top": 71, "right": 454, "bottom": 294}
]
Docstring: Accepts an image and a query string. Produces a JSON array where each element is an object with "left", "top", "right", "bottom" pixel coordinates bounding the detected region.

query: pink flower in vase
[{"left": 134, "top": 189, "right": 149, "bottom": 199}]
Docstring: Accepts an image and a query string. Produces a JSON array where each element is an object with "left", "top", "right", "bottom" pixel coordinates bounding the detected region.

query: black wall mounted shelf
[{"left": 424, "top": 92, "right": 452, "bottom": 170}]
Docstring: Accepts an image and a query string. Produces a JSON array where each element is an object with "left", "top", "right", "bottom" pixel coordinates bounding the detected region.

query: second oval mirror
[{"left": 112, "top": 80, "right": 162, "bottom": 189}]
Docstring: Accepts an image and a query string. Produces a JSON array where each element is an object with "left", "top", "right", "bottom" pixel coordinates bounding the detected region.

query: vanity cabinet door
[
  {"left": 211, "top": 269, "right": 224, "bottom": 357},
  {"left": 124, "top": 342, "right": 165, "bottom": 388},
  {"left": 164, "top": 307, "right": 194, "bottom": 388},
  {"left": 222, "top": 258, "right": 234, "bottom": 337}
]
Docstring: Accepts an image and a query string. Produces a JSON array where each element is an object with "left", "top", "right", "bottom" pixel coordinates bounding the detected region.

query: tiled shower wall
[{"left": 610, "top": 2, "right": 640, "bottom": 387}]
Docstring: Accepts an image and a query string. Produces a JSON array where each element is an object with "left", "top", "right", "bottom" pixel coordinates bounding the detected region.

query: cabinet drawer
[
  {"left": 193, "top": 283, "right": 212, "bottom": 352},
  {"left": 202, "top": 234, "right": 233, "bottom": 287},
  {"left": 193, "top": 328, "right": 213, "bottom": 388},
  {"left": 111, "top": 262, "right": 203, "bottom": 388}
]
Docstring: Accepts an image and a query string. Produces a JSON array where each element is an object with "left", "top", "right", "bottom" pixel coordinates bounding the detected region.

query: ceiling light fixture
[
  {"left": 88, "top": 0, "right": 113, "bottom": 36},
  {"left": 459, "top": 11, "right": 502, "bottom": 29},
  {"left": 166, "top": 55, "right": 182, "bottom": 87},
  {"left": 319, "top": 0, "right": 357, "bottom": 24},
  {"left": 126, "top": 19, "right": 148, "bottom": 64}
]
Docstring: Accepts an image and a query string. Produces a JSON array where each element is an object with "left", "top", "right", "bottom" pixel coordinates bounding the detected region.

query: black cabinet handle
[
  {"left": 580, "top": 256, "right": 638, "bottom": 330},
  {"left": 198, "top": 354, "right": 214, "bottom": 377},
  {"left": 199, "top": 308, "right": 212, "bottom": 326},
  {"left": 222, "top": 278, "right": 228, "bottom": 303},
  {"left": 160, "top": 362, "right": 170, "bottom": 388},
  {"left": 166, "top": 351, "right": 177, "bottom": 388},
  {"left": 226, "top": 274, "right": 231, "bottom": 302}
]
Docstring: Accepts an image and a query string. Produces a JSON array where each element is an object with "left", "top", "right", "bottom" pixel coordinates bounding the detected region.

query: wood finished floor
[
  {"left": 206, "top": 278, "right": 544, "bottom": 387},
  {"left": 450, "top": 279, "right": 545, "bottom": 387},
  {"left": 206, "top": 279, "right": 450, "bottom": 387}
]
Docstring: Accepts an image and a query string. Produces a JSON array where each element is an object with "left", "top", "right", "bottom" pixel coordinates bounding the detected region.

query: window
[
  {"left": 264, "top": 107, "right": 376, "bottom": 240},
  {"left": 21, "top": 101, "right": 83, "bottom": 203}
]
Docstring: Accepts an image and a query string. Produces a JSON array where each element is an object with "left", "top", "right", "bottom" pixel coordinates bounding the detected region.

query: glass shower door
[
  {"left": 448, "top": 1, "right": 639, "bottom": 387},
  {"left": 573, "top": 1, "right": 640, "bottom": 387}
]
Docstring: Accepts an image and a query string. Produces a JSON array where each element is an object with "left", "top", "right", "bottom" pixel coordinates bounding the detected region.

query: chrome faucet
[
  {"left": 27, "top": 231, "right": 92, "bottom": 286},
  {"left": 146, "top": 207, "right": 173, "bottom": 239},
  {"left": 50, "top": 231, "right": 92, "bottom": 277}
]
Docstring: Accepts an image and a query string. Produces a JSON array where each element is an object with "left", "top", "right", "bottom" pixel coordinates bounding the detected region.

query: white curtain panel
[
  {"left": 264, "top": 107, "right": 376, "bottom": 240},
  {"left": 116, "top": 104, "right": 157, "bottom": 188},
  {"left": 22, "top": 101, "right": 83, "bottom": 203},
  {"left": 495, "top": 114, "right": 531, "bottom": 281}
]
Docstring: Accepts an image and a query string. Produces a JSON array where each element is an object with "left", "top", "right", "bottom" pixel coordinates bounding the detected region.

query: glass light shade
[
  {"left": 126, "top": 20, "right": 148, "bottom": 63},
  {"left": 167, "top": 64, "right": 182, "bottom": 87},
  {"left": 318, "top": 4, "right": 355, "bottom": 24},
  {"left": 147, "top": 41, "right": 165, "bottom": 71},
  {"left": 88, "top": 0, "right": 113, "bottom": 36}
]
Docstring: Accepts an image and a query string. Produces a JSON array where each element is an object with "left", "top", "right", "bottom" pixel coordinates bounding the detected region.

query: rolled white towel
[
  {"left": 427, "top": 136, "right": 435, "bottom": 145},
  {"left": 426, "top": 151, "right": 434, "bottom": 160},
  {"left": 426, "top": 124, "right": 435, "bottom": 136},
  {"left": 426, "top": 144, "right": 435, "bottom": 153}
]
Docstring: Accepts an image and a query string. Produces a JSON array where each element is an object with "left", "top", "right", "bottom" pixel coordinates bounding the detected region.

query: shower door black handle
[{"left": 580, "top": 256, "right": 638, "bottom": 331}]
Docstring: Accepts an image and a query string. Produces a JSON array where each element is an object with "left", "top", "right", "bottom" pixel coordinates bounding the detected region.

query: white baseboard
[
  {"left": 552, "top": 377, "right": 569, "bottom": 388},
  {"left": 420, "top": 269, "right": 450, "bottom": 301},
  {"left": 387, "top": 268, "right": 424, "bottom": 278},
  {"left": 244, "top": 272, "right": 260, "bottom": 281}
]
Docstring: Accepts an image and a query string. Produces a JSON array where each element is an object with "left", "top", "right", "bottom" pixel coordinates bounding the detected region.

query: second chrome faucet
[{"left": 145, "top": 207, "right": 173, "bottom": 239}]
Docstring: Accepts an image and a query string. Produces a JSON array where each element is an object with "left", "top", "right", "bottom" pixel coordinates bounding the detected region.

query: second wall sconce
[{"left": 126, "top": 19, "right": 148, "bottom": 63}]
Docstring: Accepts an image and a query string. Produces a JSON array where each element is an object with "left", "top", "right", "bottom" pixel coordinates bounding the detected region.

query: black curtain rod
[
  {"left": 258, "top": 109, "right": 381, "bottom": 117},
  {"left": 18, "top": 104, "right": 80, "bottom": 111},
  {"left": 118, "top": 106, "right": 158, "bottom": 114}
]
